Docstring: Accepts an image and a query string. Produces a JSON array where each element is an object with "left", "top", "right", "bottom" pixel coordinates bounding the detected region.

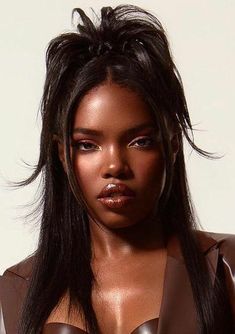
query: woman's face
[{"left": 69, "top": 82, "right": 167, "bottom": 229}]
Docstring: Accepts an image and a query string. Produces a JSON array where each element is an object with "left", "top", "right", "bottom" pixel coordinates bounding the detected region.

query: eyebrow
[{"left": 72, "top": 123, "right": 156, "bottom": 137}]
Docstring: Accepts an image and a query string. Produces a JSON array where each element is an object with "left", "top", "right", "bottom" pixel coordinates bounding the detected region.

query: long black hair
[{"left": 19, "top": 5, "right": 232, "bottom": 333}]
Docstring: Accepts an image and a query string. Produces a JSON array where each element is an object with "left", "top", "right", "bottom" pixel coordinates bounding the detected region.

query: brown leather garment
[
  {"left": 43, "top": 323, "right": 87, "bottom": 334},
  {"left": 42, "top": 318, "right": 158, "bottom": 334},
  {"left": 1, "top": 231, "right": 235, "bottom": 333}
]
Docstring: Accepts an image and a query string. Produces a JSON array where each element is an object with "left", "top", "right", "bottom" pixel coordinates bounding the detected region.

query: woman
[{"left": 0, "top": 4, "right": 234, "bottom": 334}]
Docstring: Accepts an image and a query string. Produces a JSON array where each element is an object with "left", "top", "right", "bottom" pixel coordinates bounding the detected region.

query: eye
[
  {"left": 128, "top": 136, "right": 154, "bottom": 148},
  {"left": 71, "top": 141, "right": 100, "bottom": 151}
]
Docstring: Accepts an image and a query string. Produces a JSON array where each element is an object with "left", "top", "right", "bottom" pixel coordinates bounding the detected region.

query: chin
[
  {"left": 101, "top": 218, "right": 138, "bottom": 230},
  {"left": 107, "top": 221, "right": 138, "bottom": 230}
]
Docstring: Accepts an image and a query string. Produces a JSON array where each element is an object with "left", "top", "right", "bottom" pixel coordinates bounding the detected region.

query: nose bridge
[{"left": 102, "top": 142, "right": 128, "bottom": 177}]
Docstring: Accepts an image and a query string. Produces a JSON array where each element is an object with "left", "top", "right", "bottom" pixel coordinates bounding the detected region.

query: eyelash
[
  {"left": 72, "top": 141, "right": 100, "bottom": 151},
  {"left": 72, "top": 136, "right": 154, "bottom": 152},
  {"left": 128, "top": 136, "right": 154, "bottom": 148}
]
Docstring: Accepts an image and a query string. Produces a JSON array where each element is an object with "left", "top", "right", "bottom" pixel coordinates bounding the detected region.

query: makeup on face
[
  {"left": 70, "top": 82, "right": 166, "bottom": 229},
  {"left": 97, "top": 182, "right": 136, "bottom": 209}
]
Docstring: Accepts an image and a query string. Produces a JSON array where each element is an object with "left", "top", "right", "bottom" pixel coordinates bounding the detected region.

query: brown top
[
  {"left": 1, "top": 231, "right": 235, "bottom": 334},
  {"left": 43, "top": 318, "right": 158, "bottom": 334}
]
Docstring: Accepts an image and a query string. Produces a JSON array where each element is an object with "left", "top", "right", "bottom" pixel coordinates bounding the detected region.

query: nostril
[
  {"left": 102, "top": 164, "right": 132, "bottom": 179},
  {"left": 102, "top": 170, "right": 128, "bottom": 179}
]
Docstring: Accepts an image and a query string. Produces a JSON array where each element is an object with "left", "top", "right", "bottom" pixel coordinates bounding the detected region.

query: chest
[
  {"left": 90, "top": 251, "right": 166, "bottom": 333},
  {"left": 46, "top": 250, "right": 167, "bottom": 334}
]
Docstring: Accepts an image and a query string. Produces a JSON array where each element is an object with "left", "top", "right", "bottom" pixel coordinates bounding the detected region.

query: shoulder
[
  {"left": 198, "top": 231, "right": 235, "bottom": 322},
  {"left": 196, "top": 230, "right": 235, "bottom": 275},
  {"left": 2, "top": 255, "right": 35, "bottom": 281},
  {"left": 206, "top": 231, "right": 235, "bottom": 245},
  {"left": 0, "top": 255, "right": 34, "bottom": 292},
  {"left": 0, "top": 256, "right": 35, "bottom": 333},
  {"left": 196, "top": 230, "right": 235, "bottom": 255},
  {"left": 0, "top": 255, "right": 34, "bottom": 300},
  {"left": 208, "top": 231, "right": 235, "bottom": 273},
  {"left": 0, "top": 255, "right": 35, "bottom": 305}
]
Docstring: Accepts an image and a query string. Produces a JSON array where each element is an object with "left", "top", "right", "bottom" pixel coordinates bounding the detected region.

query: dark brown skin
[{"left": 48, "top": 82, "right": 178, "bottom": 333}]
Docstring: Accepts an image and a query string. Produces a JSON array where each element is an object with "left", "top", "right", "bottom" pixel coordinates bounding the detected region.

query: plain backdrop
[{"left": 0, "top": 0, "right": 234, "bottom": 274}]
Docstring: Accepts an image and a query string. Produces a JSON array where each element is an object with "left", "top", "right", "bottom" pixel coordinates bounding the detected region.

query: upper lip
[{"left": 97, "top": 183, "right": 135, "bottom": 198}]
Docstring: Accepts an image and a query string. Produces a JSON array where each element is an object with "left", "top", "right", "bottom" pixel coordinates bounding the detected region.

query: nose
[{"left": 101, "top": 146, "right": 131, "bottom": 179}]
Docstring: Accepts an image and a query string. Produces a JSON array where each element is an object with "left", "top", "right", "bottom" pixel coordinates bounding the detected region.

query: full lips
[
  {"left": 97, "top": 183, "right": 136, "bottom": 209},
  {"left": 97, "top": 195, "right": 135, "bottom": 209}
]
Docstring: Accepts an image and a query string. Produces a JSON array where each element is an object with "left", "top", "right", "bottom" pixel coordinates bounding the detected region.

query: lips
[{"left": 97, "top": 183, "right": 135, "bottom": 209}]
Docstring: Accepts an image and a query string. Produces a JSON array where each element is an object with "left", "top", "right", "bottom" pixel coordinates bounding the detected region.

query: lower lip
[{"left": 98, "top": 196, "right": 135, "bottom": 209}]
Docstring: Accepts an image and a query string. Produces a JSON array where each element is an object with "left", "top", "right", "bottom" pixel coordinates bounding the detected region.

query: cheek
[
  {"left": 134, "top": 152, "right": 166, "bottom": 188},
  {"left": 131, "top": 152, "right": 166, "bottom": 217},
  {"left": 72, "top": 156, "right": 99, "bottom": 194}
]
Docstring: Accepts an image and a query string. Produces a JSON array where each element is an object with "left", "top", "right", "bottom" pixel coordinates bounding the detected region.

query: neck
[{"left": 89, "top": 217, "right": 165, "bottom": 260}]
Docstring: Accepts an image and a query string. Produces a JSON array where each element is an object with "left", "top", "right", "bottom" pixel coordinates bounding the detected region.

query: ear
[
  {"left": 170, "top": 132, "right": 179, "bottom": 164},
  {"left": 53, "top": 135, "right": 67, "bottom": 172}
]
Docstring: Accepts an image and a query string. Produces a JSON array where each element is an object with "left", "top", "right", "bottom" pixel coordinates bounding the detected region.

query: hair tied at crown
[
  {"left": 122, "top": 38, "right": 144, "bottom": 52},
  {"left": 135, "top": 38, "right": 144, "bottom": 45},
  {"left": 89, "top": 38, "right": 145, "bottom": 57},
  {"left": 89, "top": 41, "right": 113, "bottom": 57}
]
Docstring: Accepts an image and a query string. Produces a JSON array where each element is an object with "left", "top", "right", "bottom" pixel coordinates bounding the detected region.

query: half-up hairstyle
[{"left": 19, "top": 5, "right": 232, "bottom": 333}]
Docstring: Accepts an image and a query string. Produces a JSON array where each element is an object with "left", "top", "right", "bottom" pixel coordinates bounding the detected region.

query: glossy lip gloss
[
  {"left": 97, "top": 183, "right": 135, "bottom": 209},
  {"left": 98, "top": 196, "right": 135, "bottom": 209}
]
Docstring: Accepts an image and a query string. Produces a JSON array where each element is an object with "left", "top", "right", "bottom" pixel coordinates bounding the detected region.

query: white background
[{"left": 0, "top": 0, "right": 234, "bottom": 274}]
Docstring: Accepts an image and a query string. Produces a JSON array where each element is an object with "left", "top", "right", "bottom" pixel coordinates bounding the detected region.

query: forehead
[{"left": 73, "top": 82, "right": 154, "bottom": 132}]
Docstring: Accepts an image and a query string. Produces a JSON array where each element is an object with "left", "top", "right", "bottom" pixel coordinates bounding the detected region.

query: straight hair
[{"left": 19, "top": 5, "right": 233, "bottom": 333}]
